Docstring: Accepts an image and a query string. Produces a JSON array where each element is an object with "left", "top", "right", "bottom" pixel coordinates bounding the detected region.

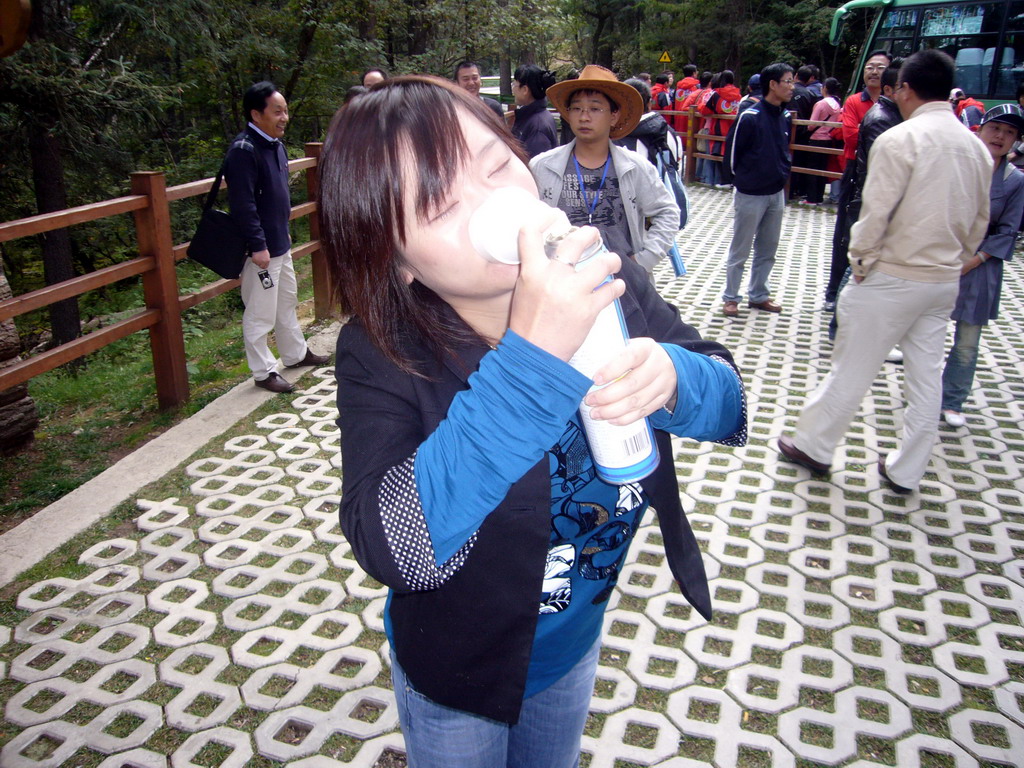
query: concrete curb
[{"left": 0, "top": 322, "right": 341, "bottom": 589}]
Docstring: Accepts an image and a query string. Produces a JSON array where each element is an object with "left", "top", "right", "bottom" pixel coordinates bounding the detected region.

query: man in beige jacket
[{"left": 778, "top": 49, "right": 991, "bottom": 493}]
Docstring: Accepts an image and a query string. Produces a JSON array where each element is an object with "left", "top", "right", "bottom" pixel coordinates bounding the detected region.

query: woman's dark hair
[
  {"left": 760, "top": 62, "right": 794, "bottom": 89},
  {"left": 899, "top": 49, "right": 954, "bottom": 101},
  {"left": 513, "top": 64, "right": 557, "bottom": 100},
  {"left": 344, "top": 85, "right": 367, "bottom": 104},
  {"left": 318, "top": 76, "right": 528, "bottom": 374},
  {"left": 625, "top": 77, "right": 651, "bottom": 107},
  {"left": 699, "top": 71, "right": 713, "bottom": 88},
  {"left": 824, "top": 77, "right": 841, "bottom": 96},
  {"left": 243, "top": 81, "right": 277, "bottom": 118}
]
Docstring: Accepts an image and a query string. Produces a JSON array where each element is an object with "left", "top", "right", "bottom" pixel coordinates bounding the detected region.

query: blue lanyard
[{"left": 573, "top": 153, "right": 611, "bottom": 224}]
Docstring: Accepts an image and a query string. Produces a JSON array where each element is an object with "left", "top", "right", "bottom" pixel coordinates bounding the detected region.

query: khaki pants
[
  {"left": 240, "top": 251, "right": 307, "bottom": 381},
  {"left": 793, "top": 270, "right": 959, "bottom": 489}
]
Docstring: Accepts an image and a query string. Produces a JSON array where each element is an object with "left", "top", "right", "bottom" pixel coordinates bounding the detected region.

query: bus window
[
  {"left": 877, "top": 7, "right": 920, "bottom": 58},
  {"left": 994, "top": 2, "right": 1024, "bottom": 98},
  {"left": 918, "top": 3, "right": 1004, "bottom": 95}
]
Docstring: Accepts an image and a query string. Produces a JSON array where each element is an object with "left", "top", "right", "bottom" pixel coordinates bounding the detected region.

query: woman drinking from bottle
[{"left": 317, "top": 75, "right": 745, "bottom": 768}]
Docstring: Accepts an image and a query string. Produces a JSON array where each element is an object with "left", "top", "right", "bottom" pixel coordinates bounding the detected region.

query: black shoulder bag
[{"left": 186, "top": 160, "right": 250, "bottom": 280}]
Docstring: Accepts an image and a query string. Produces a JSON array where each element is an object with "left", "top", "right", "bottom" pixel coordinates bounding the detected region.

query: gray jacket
[{"left": 529, "top": 140, "right": 679, "bottom": 274}]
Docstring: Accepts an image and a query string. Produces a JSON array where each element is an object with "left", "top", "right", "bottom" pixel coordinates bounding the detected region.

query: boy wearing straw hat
[{"left": 530, "top": 65, "right": 679, "bottom": 278}]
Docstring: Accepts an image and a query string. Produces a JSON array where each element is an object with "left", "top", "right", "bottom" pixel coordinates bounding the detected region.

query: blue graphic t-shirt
[{"left": 525, "top": 415, "right": 649, "bottom": 697}]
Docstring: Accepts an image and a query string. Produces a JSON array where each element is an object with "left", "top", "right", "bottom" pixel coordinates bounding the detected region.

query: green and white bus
[{"left": 831, "top": 0, "right": 1024, "bottom": 101}]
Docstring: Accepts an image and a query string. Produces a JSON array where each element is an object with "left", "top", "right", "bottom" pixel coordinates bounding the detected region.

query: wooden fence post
[
  {"left": 131, "top": 171, "right": 189, "bottom": 410},
  {"left": 685, "top": 106, "right": 697, "bottom": 184},
  {"left": 304, "top": 142, "right": 333, "bottom": 320}
]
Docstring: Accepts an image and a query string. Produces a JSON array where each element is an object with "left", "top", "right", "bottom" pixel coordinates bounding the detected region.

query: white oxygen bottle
[{"left": 468, "top": 186, "right": 659, "bottom": 485}]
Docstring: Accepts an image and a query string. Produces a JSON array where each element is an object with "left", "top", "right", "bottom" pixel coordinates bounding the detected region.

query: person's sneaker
[
  {"left": 254, "top": 372, "right": 296, "bottom": 394},
  {"left": 723, "top": 300, "right": 739, "bottom": 317},
  {"left": 823, "top": 300, "right": 837, "bottom": 312},
  {"left": 285, "top": 348, "right": 332, "bottom": 369},
  {"left": 885, "top": 347, "right": 903, "bottom": 364},
  {"left": 942, "top": 410, "right": 966, "bottom": 427}
]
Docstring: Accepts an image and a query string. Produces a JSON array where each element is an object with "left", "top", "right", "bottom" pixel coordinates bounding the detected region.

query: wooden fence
[
  {"left": 665, "top": 106, "right": 844, "bottom": 190},
  {"left": 0, "top": 143, "right": 329, "bottom": 410}
]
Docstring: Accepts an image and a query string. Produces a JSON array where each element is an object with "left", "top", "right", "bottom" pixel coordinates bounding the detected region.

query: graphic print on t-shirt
[
  {"left": 539, "top": 420, "right": 646, "bottom": 615},
  {"left": 560, "top": 157, "right": 634, "bottom": 260}
]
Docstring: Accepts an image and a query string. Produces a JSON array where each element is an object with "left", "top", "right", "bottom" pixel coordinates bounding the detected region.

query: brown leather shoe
[
  {"left": 723, "top": 300, "right": 739, "bottom": 317},
  {"left": 254, "top": 372, "right": 296, "bottom": 393},
  {"left": 877, "top": 455, "right": 913, "bottom": 494},
  {"left": 285, "top": 348, "right": 331, "bottom": 368},
  {"left": 748, "top": 299, "right": 782, "bottom": 312},
  {"left": 777, "top": 436, "right": 830, "bottom": 475}
]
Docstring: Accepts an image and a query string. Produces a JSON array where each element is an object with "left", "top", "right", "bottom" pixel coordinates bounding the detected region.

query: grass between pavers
[{"left": 0, "top": 383, "right": 381, "bottom": 762}]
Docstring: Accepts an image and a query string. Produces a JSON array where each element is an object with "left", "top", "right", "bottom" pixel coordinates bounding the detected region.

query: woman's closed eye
[
  {"left": 429, "top": 201, "right": 458, "bottom": 223},
  {"left": 489, "top": 158, "right": 511, "bottom": 178}
]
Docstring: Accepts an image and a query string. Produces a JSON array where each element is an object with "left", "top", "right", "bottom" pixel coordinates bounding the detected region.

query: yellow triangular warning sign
[{"left": 658, "top": 51, "right": 672, "bottom": 64}]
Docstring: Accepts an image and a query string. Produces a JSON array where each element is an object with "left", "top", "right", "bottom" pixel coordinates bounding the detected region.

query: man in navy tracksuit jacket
[
  {"left": 225, "top": 81, "right": 328, "bottom": 393},
  {"left": 721, "top": 63, "right": 794, "bottom": 317}
]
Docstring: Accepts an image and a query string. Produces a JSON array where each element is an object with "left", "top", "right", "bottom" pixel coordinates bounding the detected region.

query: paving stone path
[{"left": 1, "top": 185, "right": 1022, "bottom": 768}]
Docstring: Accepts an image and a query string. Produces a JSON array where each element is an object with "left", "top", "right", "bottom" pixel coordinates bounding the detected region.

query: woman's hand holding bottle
[{"left": 509, "top": 217, "right": 623, "bottom": 362}]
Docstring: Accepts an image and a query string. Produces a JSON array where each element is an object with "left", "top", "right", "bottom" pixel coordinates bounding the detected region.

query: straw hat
[{"left": 546, "top": 65, "right": 644, "bottom": 140}]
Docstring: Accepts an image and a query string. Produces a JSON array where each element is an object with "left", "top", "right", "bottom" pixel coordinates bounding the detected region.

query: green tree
[{"left": 0, "top": 0, "right": 171, "bottom": 348}]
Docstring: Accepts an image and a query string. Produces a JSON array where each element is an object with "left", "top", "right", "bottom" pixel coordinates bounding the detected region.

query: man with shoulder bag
[{"left": 225, "top": 81, "right": 330, "bottom": 393}]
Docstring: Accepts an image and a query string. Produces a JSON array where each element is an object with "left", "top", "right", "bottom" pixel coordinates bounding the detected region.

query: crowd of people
[{"left": 215, "top": 52, "right": 1020, "bottom": 767}]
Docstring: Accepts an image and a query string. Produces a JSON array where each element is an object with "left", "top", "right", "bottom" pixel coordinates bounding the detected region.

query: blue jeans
[
  {"left": 724, "top": 190, "right": 785, "bottom": 303},
  {"left": 391, "top": 639, "right": 600, "bottom": 768},
  {"left": 941, "top": 320, "right": 983, "bottom": 412}
]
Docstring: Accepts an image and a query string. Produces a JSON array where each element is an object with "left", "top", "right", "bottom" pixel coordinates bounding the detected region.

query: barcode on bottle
[{"left": 623, "top": 432, "right": 648, "bottom": 458}]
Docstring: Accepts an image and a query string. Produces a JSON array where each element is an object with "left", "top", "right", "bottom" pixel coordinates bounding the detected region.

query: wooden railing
[
  {"left": 0, "top": 142, "right": 329, "bottom": 410},
  {"left": 666, "top": 106, "right": 844, "bottom": 191}
]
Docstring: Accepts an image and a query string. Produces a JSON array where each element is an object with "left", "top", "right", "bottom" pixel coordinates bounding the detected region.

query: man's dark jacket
[
  {"left": 791, "top": 81, "right": 820, "bottom": 142},
  {"left": 224, "top": 126, "right": 291, "bottom": 258},
  {"left": 849, "top": 95, "right": 903, "bottom": 213},
  {"left": 511, "top": 97, "right": 558, "bottom": 158},
  {"left": 616, "top": 111, "right": 674, "bottom": 165},
  {"left": 335, "top": 256, "right": 746, "bottom": 725},
  {"left": 724, "top": 99, "right": 792, "bottom": 195}
]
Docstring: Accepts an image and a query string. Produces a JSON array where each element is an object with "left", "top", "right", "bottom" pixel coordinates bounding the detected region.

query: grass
[{"left": 1, "top": 256, "right": 321, "bottom": 536}]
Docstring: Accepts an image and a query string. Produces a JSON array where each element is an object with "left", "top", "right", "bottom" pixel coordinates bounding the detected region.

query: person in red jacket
[
  {"left": 951, "top": 88, "right": 985, "bottom": 130},
  {"left": 698, "top": 70, "right": 742, "bottom": 187},
  {"left": 651, "top": 73, "right": 672, "bottom": 112},
  {"left": 682, "top": 72, "right": 713, "bottom": 181},
  {"left": 671, "top": 64, "right": 701, "bottom": 131}
]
